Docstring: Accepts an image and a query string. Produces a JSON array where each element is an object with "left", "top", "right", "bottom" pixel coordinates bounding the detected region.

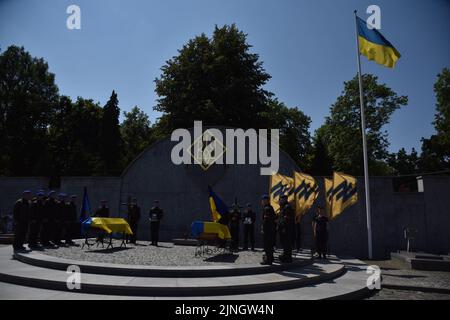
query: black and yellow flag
[
  {"left": 330, "top": 172, "right": 358, "bottom": 219},
  {"left": 269, "top": 173, "right": 295, "bottom": 214},
  {"left": 293, "top": 171, "right": 318, "bottom": 218},
  {"left": 324, "top": 177, "right": 334, "bottom": 218}
]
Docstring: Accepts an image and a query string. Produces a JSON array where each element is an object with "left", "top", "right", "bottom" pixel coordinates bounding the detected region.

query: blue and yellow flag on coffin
[
  {"left": 356, "top": 16, "right": 401, "bottom": 68},
  {"left": 324, "top": 177, "right": 334, "bottom": 218},
  {"left": 293, "top": 171, "right": 318, "bottom": 219},
  {"left": 331, "top": 172, "right": 358, "bottom": 220},
  {"left": 208, "top": 186, "right": 228, "bottom": 222},
  {"left": 269, "top": 173, "right": 295, "bottom": 214}
]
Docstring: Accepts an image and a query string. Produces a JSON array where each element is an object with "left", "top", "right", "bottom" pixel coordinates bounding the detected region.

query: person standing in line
[
  {"left": 278, "top": 195, "right": 295, "bottom": 263},
  {"left": 29, "top": 190, "right": 45, "bottom": 249},
  {"left": 260, "top": 195, "right": 276, "bottom": 265},
  {"left": 242, "top": 203, "right": 256, "bottom": 251},
  {"left": 312, "top": 206, "right": 329, "bottom": 259},
  {"left": 43, "top": 191, "right": 57, "bottom": 247},
  {"left": 64, "top": 195, "right": 77, "bottom": 245},
  {"left": 12, "top": 190, "right": 31, "bottom": 252},
  {"left": 229, "top": 204, "right": 241, "bottom": 251},
  {"left": 127, "top": 197, "right": 141, "bottom": 244},
  {"left": 149, "top": 200, "right": 163, "bottom": 246}
]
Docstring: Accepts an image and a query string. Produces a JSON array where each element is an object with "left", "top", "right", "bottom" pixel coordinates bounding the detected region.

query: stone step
[
  {"left": 12, "top": 248, "right": 312, "bottom": 278},
  {"left": 0, "top": 258, "right": 370, "bottom": 300},
  {"left": 0, "top": 253, "right": 345, "bottom": 297}
]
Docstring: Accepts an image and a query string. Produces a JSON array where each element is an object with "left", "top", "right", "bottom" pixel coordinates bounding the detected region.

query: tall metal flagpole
[{"left": 354, "top": 10, "right": 373, "bottom": 259}]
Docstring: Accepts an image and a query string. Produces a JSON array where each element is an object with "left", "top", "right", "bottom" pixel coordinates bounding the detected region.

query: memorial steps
[{"left": 0, "top": 246, "right": 371, "bottom": 299}]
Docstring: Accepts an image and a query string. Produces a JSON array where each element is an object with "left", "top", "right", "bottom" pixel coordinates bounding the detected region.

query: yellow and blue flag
[
  {"left": 293, "top": 171, "right": 318, "bottom": 219},
  {"left": 357, "top": 16, "right": 401, "bottom": 68},
  {"left": 208, "top": 186, "right": 228, "bottom": 222},
  {"left": 269, "top": 173, "right": 295, "bottom": 214},
  {"left": 331, "top": 172, "right": 358, "bottom": 219}
]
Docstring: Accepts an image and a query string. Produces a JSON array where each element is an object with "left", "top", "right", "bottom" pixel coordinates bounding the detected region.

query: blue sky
[{"left": 0, "top": 0, "right": 449, "bottom": 152}]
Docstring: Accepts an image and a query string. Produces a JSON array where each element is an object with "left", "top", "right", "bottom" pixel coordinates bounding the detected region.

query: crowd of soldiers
[
  {"left": 12, "top": 190, "right": 78, "bottom": 251},
  {"left": 259, "top": 194, "right": 329, "bottom": 265},
  {"left": 12, "top": 190, "right": 328, "bottom": 264}
]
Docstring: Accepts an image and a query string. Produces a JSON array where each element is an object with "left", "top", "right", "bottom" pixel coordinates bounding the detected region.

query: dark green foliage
[{"left": 318, "top": 74, "right": 408, "bottom": 175}]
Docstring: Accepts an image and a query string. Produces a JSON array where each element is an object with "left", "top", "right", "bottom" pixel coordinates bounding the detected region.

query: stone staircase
[{"left": 0, "top": 246, "right": 371, "bottom": 299}]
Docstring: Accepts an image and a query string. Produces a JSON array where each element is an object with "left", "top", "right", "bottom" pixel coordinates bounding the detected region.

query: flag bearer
[
  {"left": 313, "top": 206, "right": 329, "bottom": 259},
  {"left": 278, "top": 195, "right": 295, "bottom": 263},
  {"left": 260, "top": 195, "right": 276, "bottom": 265}
]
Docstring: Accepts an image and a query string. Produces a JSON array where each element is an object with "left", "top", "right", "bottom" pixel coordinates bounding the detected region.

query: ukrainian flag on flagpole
[
  {"left": 208, "top": 186, "right": 228, "bottom": 222},
  {"left": 356, "top": 16, "right": 401, "bottom": 68}
]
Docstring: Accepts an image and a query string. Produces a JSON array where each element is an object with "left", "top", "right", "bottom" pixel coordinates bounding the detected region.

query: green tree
[
  {"left": 99, "top": 90, "right": 123, "bottom": 175},
  {"left": 48, "top": 96, "right": 103, "bottom": 176},
  {"left": 0, "top": 46, "right": 59, "bottom": 176},
  {"left": 308, "top": 126, "right": 334, "bottom": 176},
  {"left": 260, "top": 99, "right": 311, "bottom": 168},
  {"left": 121, "top": 106, "right": 154, "bottom": 165},
  {"left": 387, "top": 148, "right": 420, "bottom": 175},
  {"left": 154, "top": 24, "right": 272, "bottom": 132},
  {"left": 420, "top": 68, "right": 450, "bottom": 172},
  {"left": 321, "top": 74, "right": 408, "bottom": 175}
]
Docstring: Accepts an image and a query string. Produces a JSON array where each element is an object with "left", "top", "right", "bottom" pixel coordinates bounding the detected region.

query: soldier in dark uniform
[
  {"left": 278, "top": 195, "right": 295, "bottom": 263},
  {"left": 313, "top": 207, "right": 329, "bottom": 259},
  {"left": 53, "top": 193, "right": 66, "bottom": 246},
  {"left": 149, "top": 200, "right": 163, "bottom": 246},
  {"left": 242, "top": 203, "right": 256, "bottom": 251},
  {"left": 29, "top": 190, "right": 45, "bottom": 249},
  {"left": 95, "top": 200, "right": 109, "bottom": 243},
  {"left": 95, "top": 200, "right": 110, "bottom": 217},
  {"left": 229, "top": 204, "right": 241, "bottom": 251},
  {"left": 127, "top": 198, "right": 141, "bottom": 244},
  {"left": 42, "top": 191, "right": 57, "bottom": 247},
  {"left": 64, "top": 195, "right": 77, "bottom": 245},
  {"left": 12, "top": 190, "right": 32, "bottom": 251},
  {"left": 260, "top": 195, "right": 276, "bottom": 265}
]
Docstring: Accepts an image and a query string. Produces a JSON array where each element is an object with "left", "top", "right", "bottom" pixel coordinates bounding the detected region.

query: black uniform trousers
[
  {"left": 28, "top": 220, "right": 41, "bottom": 246},
  {"left": 13, "top": 222, "right": 28, "bottom": 250},
  {"left": 315, "top": 232, "right": 328, "bottom": 257},
  {"left": 243, "top": 224, "right": 255, "bottom": 250},
  {"left": 150, "top": 222, "right": 160, "bottom": 244},
  {"left": 263, "top": 230, "right": 274, "bottom": 263}
]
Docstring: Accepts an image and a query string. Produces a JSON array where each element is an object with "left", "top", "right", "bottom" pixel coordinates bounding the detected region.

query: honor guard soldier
[
  {"left": 312, "top": 206, "right": 329, "bottom": 259},
  {"left": 127, "top": 198, "right": 141, "bottom": 244},
  {"left": 278, "top": 194, "right": 295, "bottom": 263},
  {"left": 64, "top": 195, "right": 77, "bottom": 245},
  {"left": 29, "top": 190, "right": 45, "bottom": 249},
  {"left": 42, "top": 191, "right": 57, "bottom": 247},
  {"left": 229, "top": 204, "right": 241, "bottom": 251},
  {"left": 260, "top": 194, "right": 276, "bottom": 265},
  {"left": 95, "top": 200, "right": 110, "bottom": 217},
  {"left": 149, "top": 200, "right": 163, "bottom": 246},
  {"left": 53, "top": 193, "right": 66, "bottom": 246},
  {"left": 295, "top": 215, "right": 302, "bottom": 253},
  {"left": 95, "top": 200, "right": 109, "bottom": 243},
  {"left": 12, "top": 190, "right": 32, "bottom": 251},
  {"left": 242, "top": 203, "right": 256, "bottom": 251}
]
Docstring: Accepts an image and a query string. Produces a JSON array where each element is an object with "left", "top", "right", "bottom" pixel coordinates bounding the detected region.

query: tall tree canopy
[
  {"left": 420, "top": 68, "right": 450, "bottom": 172},
  {"left": 99, "top": 90, "right": 123, "bottom": 175},
  {"left": 121, "top": 106, "right": 154, "bottom": 165},
  {"left": 320, "top": 74, "right": 408, "bottom": 175},
  {"left": 154, "top": 24, "right": 273, "bottom": 132},
  {"left": 0, "top": 46, "right": 59, "bottom": 176}
]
